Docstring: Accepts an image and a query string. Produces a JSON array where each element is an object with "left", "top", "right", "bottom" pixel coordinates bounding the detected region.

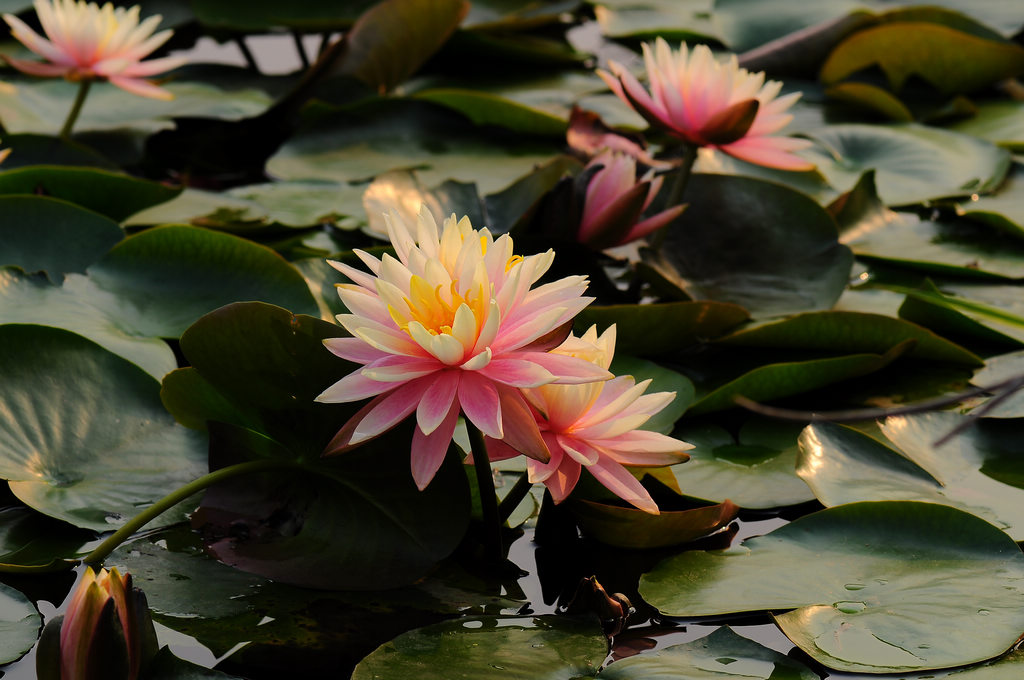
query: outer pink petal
[
  {"left": 410, "top": 401, "right": 460, "bottom": 490},
  {"left": 416, "top": 370, "right": 460, "bottom": 435},
  {"left": 477, "top": 358, "right": 556, "bottom": 388},
  {"left": 457, "top": 371, "right": 502, "bottom": 439},
  {"left": 587, "top": 458, "right": 659, "bottom": 514},
  {"left": 322, "top": 394, "right": 389, "bottom": 455},
  {"left": 352, "top": 378, "right": 431, "bottom": 441},
  {"left": 518, "top": 351, "right": 612, "bottom": 385},
  {"left": 496, "top": 388, "right": 550, "bottom": 463},
  {"left": 482, "top": 436, "right": 521, "bottom": 462},
  {"left": 618, "top": 205, "right": 686, "bottom": 245},
  {"left": 600, "top": 429, "right": 694, "bottom": 454},
  {"left": 361, "top": 355, "right": 441, "bottom": 382},
  {"left": 542, "top": 460, "right": 581, "bottom": 505},
  {"left": 116, "top": 55, "right": 187, "bottom": 77},
  {"left": 4, "top": 57, "right": 69, "bottom": 76},
  {"left": 322, "top": 337, "right": 388, "bottom": 364},
  {"left": 718, "top": 136, "right": 814, "bottom": 171},
  {"left": 315, "top": 370, "right": 396, "bottom": 403},
  {"left": 107, "top": 76, "right": 174, "bottom": 100}
]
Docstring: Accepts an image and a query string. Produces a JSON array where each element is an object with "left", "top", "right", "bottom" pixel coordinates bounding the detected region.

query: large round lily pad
[
  {"left": 351, "top": 615, "right": 607, "bottom": 679},
  {"left": 0, "top": 581, "right": 39, "bottom": 664},
  {"left": 597, "top": 626, "right": 817, "bottom": 680},
  {"left": 0, "top": 325, "right": 207, "bottom": 530},
  {"left": 640, "top": 501, "right": 1024, "bottom": 673},
  {"left": 798, "top": 416, "right": 1024, "bottom": 539}
]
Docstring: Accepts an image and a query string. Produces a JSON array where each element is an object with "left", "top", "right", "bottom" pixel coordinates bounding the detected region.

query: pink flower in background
[
  {"left": 486, "top": 325, "right": 692, "bottom": 514},
  {"left": 316, "top": 208, "right": 611, "bottom": 489},
  {"left": 3, "top": 1, "right": 186, "bottom": 100},
  {"left": 578, "top": 150, "right": 684, "bottom": 248},
  {"left": 597, "top": 38, "right": 813, "bottom": 171}
]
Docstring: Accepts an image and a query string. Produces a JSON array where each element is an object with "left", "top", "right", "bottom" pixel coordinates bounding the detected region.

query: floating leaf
[
  {"left": 569, "top": 498, "right": 738, "bottom": 549},
  {"left": 575, "top": 302, "right": 749, "bottom": 357},
  {"left": 641, "top": 501, "right": 1024, "bottom": 673},
  {"left": 598, "top": 627, "right": 818, "bottom": 680},
  {"left": 0, "top": 581, "right": 40, "bottom": 665},
  {"left": 715, "top": 311, "right": 981, "bottom": 365},
  {"left": 0, "top": 166, "right": 180, "bottom": 221},
  {"left": 821, "top": 22, "right": 1024, "bottom": 95},
  {"left": 351, "top": 615, "right": 607, "bottom": 680},
  {"left": 594, "top": 0, "right": 721, "bottom": 42},
  {"left": 898, "top": 281, "right": 1024, "bottom": 348},
  {"left": 0, "top": 506, "right": 92, "bottom": 572},
  {"left": 960, "top": 162, "right": 1024, "bottom": 238},
  {"left": 0, "top": 268, "right": 177, "bottom": 380},
  {"left": 86, "top": 225, "right": 320, "bottom": 338},
  {"left": 0, "top": 195, "right": 123, "bottom": 278},
  {"left": 714, "top": 0, "right": 864, "bottom": 52},
  {"left": 803, "top": 124, "right": 1010, "bottom": 206},
  {"left": 968, "top": 350, "right": 1024, "bottom": 418},
  {"left": 667, "top": 419, "right": 816, "bottom": 509},
  {"left": 0, "top": 325, "right": 206, "bottom": 531},
  {"left": 799, "top": 415, "right": 1024, "bottom": 539},
  {"left": 948, "top": 102, "right": 1024, "bottom": 152},
  {"left": 655, "top": 174, "right": 852, "bottom": 318}
]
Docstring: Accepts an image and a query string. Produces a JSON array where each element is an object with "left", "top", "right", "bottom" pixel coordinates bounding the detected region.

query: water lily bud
[{"left": 36, "top": 567, "right": 158, "bottom": 680}]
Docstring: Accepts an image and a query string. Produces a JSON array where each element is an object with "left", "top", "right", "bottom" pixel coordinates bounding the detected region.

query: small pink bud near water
[
  {"left": 36, "top": 566, "right": 158, "bottom": 680},
  {"left": 578, "top": 150, "right": 685, "bottom": 249}
]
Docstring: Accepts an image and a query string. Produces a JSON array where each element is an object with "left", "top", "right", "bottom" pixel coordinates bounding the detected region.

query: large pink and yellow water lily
[
  {"left": 578, "top": 150, "right": 684, "bottom": 249},
  {"left": 486, "top": 326, "right": 692, "bottom": 514},
  {"left": 3, "top": 0, "right": 185, "bottom": 100},
  {"left": 316, "top": 208, "right": 611, "bottom": 489},
  {"left": 597, "top": 38, "right": 813, "bottom": 171}
]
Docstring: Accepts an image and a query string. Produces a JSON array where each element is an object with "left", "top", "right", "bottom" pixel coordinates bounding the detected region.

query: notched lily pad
[
  {"left": 640, "top": 501, "right": 1024, "bottom": 673},
  {"left": 0, "top": 581, "right": 40, "bottom": 665}
]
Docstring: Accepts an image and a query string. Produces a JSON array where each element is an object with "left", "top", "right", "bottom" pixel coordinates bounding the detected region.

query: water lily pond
[{"left": 2, "top": 0, "right": 1024, "bottom": 678}]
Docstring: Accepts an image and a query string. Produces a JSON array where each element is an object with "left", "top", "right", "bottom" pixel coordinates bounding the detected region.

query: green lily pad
[
  {"left": 0, "top": 581, "right": 39, "bottom": 665},
  {"left": 959, "top": 162, "right": 1024, "bottom": 238},
  {"left": 665, "top": 419, "right": 816, "bottom": 509},
  {"left": 412, "top": 88, "right": 566, "bottom": 136},
  {"left": 575, "top": 302, "right": 749, "bottom": 357},
  {"left": 0, "top": 506, "right": 93, "bottom": 572},
  {"left": 714, "top": 0, "right": 864, "bottom": 52},
  {"left": 655, "top": 173, "right": 852, "bottom": 318},
  {"left": 594, "top": 0, "right": 721, "bottom": 42},
  {"left": 86, "top": 225, "right": 320, "bottom": 338},
  {"left": 898, "top": 281, "right": 1024, "bottom": 348},
  {"left": 798, "top": 415, "right": 1024, "bottom": 539},
  {"left": 969, "top": 350, "right": 1024, "bottom": 418},
  {"left": 0, "top": 268, "right": 177, "bottom": 380},
  {"left": 836, "top": 649, "right": 1024, "bottom": 679},
  {"left": 569, "top": 498, "right": 738, "bottom": 549},
  {"left": 351, "top": 615, "right": 607, "bottom": 680},
  {"left": 821, "top": 22, "right": 1024, "bottom": 96},
  {"left": 597, "top": 626, "right": 817, "bottom": 680},
  {"left": 0, "top": 166, "right": 181, "bottom": 221},
  {"left": 687, "top": 346, "right": 906, "bottom": 415},
  {"left": 803, "top": 124, "right": 1010, "bottom": 206},
  {"left": 948, "top": 102, "right": 1024, "bottom": 152},
  {"left": 640, "top": 501, "right": 1024, "bottom": 673},
  {"left": 851, "top": 215, "right": 1024, "bottom": 280},
  {"left": 824, "top": 82, "right": 913, "bottom": 121},
  {"left": 0, "top": 195, "right": 123, "bottom": 278},
  {"left": 0, "top": 78, "right": 272, "bottom": 135},
  {"left": 146, "top": 647, "right": 245, "bottom": 680},
  {"left": 714, "top": 311, "right": 981, "bottom": 365},
  {"left": 0, "top": 325, "right": 207, "bottom": 531},
  {"left": 266, "top": 99, "right": 559, "bottom": 194}
]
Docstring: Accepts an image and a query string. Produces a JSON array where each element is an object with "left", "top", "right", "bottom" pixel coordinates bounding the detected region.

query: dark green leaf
[
  {"left": 574, "top": 302, "right": 748, "bottom": 357},
  {"left": 0, "top": 506, "right": 92, "bottom": 572},
  {"left": 569, "top": 498, "right": 738, "bottom": 549},
  {"left": 0, "top": 581, "right": 39, "bottom": 664}
]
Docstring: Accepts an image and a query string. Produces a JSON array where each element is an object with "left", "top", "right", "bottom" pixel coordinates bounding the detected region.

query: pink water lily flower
[
  {"left": 316, "top": 208, "right": 612, "bottom": 489},
  {"left": 486, "top": 325, "right": 692, "bottom": 514},
  {"left": 579, "top": 150, "right": 685, "bottom": 249},
  {"left": 597, "top": 38, "right": 813, "bottom": 171},
  {"left": 3, "top": 0, "right": 186, "bottom": 100}
]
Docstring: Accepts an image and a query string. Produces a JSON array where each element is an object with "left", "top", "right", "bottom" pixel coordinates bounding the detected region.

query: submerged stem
[
  {"left": 59, "top": 79, "right": 92, "bottom": 140},
  {"left": 650, "top": 142, "right": 698, "bottom": 251},
  {"left": 467, "top": 421, "right": 503, "bottom": 562},
  {"left": 82, "top": 458, "right": 301, "bottom": 567}
]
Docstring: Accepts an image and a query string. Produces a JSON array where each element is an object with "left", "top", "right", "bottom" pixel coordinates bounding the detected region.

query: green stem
[
  {"left": 497, "top": 473, "right": 533, "bottom": 524},
  {"left": 83, "top": 458, "right": 300, "bottom": 567},
  {"left": 468, "top": 421, "right": 503, "bottom": 562},
  {"left": 650, "top": 142, "right": 698, "bottom": 251},
  {"left": 59, "top": 79, "right": 92, "bottom": 140}
]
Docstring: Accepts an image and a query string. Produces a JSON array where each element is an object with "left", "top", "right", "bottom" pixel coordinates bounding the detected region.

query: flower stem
[
  {"left": 497, "top": 473, "right": 533, "bottom": 524},
  {"left": 59, "top": 79, "right": 92, "bottom": 140},
  {"left": 650, "top": 142, "right": 698, "bottom": 251},
  {"left": 82, "top": 458, "right": 301, "bottom": 567},
  {"left": 467, "top": 421, "right": 503, "bottom": 562}
]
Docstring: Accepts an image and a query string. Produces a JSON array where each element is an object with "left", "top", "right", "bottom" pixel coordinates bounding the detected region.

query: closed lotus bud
[
  {"left": 36, "top": 567, "right": 158, "bottom": 680},
  {"left": 578, "top": 151, "right": 685, "bottom": 249}
]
